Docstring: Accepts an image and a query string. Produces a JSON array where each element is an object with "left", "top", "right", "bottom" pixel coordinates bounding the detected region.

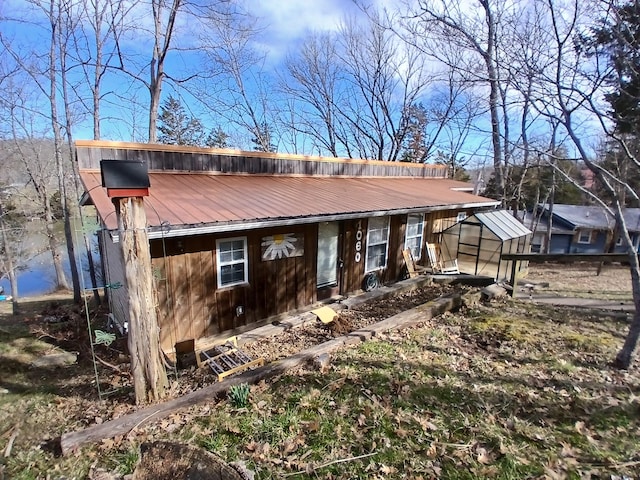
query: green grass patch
[{"left": 2, "top": 299, "right": 639, "bottom": 479}]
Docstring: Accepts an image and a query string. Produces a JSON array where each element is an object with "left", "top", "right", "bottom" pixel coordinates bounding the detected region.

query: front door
[{"left": 317, "top": 221, "right": 341, "bottom": 300}]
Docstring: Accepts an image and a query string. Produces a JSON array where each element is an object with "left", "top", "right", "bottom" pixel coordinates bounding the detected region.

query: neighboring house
[
  {"left": 77, "top": 140, "right": 499, "bottom": 355},
  {"left": 524, "top": 204, "right": 640, "bottom": 254}
]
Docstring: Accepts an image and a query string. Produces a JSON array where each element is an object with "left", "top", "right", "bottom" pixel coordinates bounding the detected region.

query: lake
[{"left": 0, "top": 219, "right": 102, "bottom": 298}]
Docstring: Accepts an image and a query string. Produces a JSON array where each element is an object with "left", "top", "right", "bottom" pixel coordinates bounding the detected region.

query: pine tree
[
  {"left": 400, "top": 103, "right": 429, "bottom": 163},
  {"left": 157, "top": 95, "right": 206, "bottom": 146},
  {"left": 590, "top": 1, "right": 640, "bottom": 135},
  {"left": 205, "top": 127, "right": 230, "bottom": 148},
  {"left": 250, "top": 122, "right": 276, "bottom": 152}
]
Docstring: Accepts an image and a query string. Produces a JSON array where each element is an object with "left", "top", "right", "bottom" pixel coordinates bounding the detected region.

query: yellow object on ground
[{"left": 312, "top": 306, "right": 337, "bottom": 324}]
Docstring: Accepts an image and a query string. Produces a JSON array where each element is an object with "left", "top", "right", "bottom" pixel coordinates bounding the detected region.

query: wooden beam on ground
[{"left": 58, "top": 293, "right": 462, "bottom": 455}]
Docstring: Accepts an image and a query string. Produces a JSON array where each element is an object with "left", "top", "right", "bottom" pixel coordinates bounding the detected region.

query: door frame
[{"left": 316, "top": 221, "right": 344, "bottom": 300}]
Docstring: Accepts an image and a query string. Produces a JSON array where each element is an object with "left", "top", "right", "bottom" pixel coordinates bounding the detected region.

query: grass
[{"left": 1, "top": 298, "right": 639, "bottom": 479}]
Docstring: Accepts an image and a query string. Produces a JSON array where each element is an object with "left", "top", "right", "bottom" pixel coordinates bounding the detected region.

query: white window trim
[
  {"left": 577, "top": 230, "right": 592, "bottom": 244},
  {"left": 216, "top": 236, "right": 248, "bottom": 288},
  {"left": 456, "top": 212, "right": 467, "bottom": 222},
  {"left": 365, "top": 216, "right": 390, "bottom": 273},
  {"left": 616, "top": 236, "right": 623, "bottom": 246},
  {"left": 405, "top": 213, "right": 424, "bottom": 260}
]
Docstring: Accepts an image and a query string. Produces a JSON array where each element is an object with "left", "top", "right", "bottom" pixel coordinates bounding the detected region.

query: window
[
  {"left": 577, "top": 230, "right": 592, "bottom": 244},
  {"left": 366, "top": 216, "right": 390, "bottom": 272},
  {"left": 405, "top": 213, "right": 424, "bottom": 260},
  {"left": 456, "top": 212, "right": 467, "bottom": 222},
  {"left": 216, "top": 237, "right": 248, "bottom": 288},
  {"left": 616, "top": 236, "right": 623, "bottom": 246}
]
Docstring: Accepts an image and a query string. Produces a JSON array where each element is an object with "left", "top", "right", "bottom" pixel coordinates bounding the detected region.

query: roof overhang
[{"left": 105, "top": 201, "right": 499, "bottom": 243}]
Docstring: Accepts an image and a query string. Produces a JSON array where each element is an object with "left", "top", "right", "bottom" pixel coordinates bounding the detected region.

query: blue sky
[{"left": 1, "top": 0, "right": 376, "bottom": 144}]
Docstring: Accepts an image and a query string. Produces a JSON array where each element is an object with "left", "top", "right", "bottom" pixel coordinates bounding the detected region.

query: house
[
  {"left": 525, "top": 204, "right": 640, "bottom": 253},
  {"left": 77, "top": 140, "right": 499, "bottom": 355}
]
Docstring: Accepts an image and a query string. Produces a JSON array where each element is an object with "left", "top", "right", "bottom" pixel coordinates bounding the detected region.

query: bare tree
[
  {"left": 527, "top": 0, "right": 640, "bottom": 368},
  {"left": 337, "top": 13, "right": 430, "bottom": 161},
  {"left": 146, "top": 0, "right": 181, "bottom": 142},
  {"left": 402, "top": 0, "right": 512, "bottom": 198},
  {"left": 70, "top": 0, "right": 136, "bottom": 140},
  {"left": 8, "top": 110, "right": 70, "bottom": 293},
  {"left": 197, "top": 9, "right": 276, "bottom": 151},
  {"left": 281, "top": 32, "right": 345, "bottom": 157},
  {"left": 280, "top": 12, "right": 433, "bottom": 160}
]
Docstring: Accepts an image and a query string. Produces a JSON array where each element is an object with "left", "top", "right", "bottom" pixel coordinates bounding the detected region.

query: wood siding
[
  {"left": 104, "top": 208, "right": 481, "bottom": 352},
  {"left": 76, "top": 142, "right": 448, "bottom": 179},
  {"left": 425, "top": 209, "right": 470, "bottom": 243},
  {"left": 150, "top": 224, "right": 317, "bottom": 352},
  {"left": 341, "top": 219, "right": 366, "bottom": 293}
]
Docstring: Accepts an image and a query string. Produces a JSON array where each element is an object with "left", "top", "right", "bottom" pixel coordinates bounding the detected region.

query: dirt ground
[
  {"left": 0, "top": 264, "right": 639, "bottom": 479},
  {"left": 526, "top": 262, "right": 633, "bottom": 299}
]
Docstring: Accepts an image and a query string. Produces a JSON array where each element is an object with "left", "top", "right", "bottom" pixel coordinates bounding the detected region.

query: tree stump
[{"left": 132, "top": 441, "right": 248, "bottom": 480}]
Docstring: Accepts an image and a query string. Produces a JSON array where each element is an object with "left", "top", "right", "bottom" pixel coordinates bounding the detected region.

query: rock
[
  {"left": 480, "top": 283, "right": 508, "bottom": 301},
  {"left": 229, "top": 461, "right": 255, "bottom": 480},
  {"left": 312, "top": 353, "right": 331, "bottom": 373},
  {"left": 31, "top": 351, "right": 77, "bottom": 368},
  {"left": 88, "top": 466, "right": 124, "bottom": 480}
]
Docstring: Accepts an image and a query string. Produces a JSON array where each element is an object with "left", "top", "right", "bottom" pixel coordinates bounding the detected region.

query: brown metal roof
[{"left": 80, "top": 171, "right": 499, "bottom": 238}]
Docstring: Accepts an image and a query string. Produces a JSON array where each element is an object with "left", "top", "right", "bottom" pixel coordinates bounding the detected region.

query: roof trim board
[
  {"left": 76, "top": 140, "right": 447, "bottom": 172},
  {"left": 105, "top": 200, "right": 500, "bottom": 243}
]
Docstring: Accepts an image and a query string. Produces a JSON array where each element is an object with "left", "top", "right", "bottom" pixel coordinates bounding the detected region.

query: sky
[
  {"left": 1, "top": 0, "right": 376, "bottom": 144},
  {"left": 250, "top": 0, "right": 361, "bottom": 60},
  {"left": 2, "top": 0, "right": 600, "bottom": 165}
]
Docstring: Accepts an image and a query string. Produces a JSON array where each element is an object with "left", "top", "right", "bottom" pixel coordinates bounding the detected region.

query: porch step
[{"left": 197, "top": 336, "right": 264, "bottom": 382}]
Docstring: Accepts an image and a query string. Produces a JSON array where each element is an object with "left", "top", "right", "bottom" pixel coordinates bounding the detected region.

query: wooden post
[
  {"left": 509, "top": 259, "right": 518, "bottom": 298},
  {"left": 115, "top": 197, "right": 167, "bottom": 404}
]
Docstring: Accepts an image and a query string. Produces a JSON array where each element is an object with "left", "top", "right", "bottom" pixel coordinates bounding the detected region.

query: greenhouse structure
[{"left": 440, "top": 210, "right": 532, "bottom": 282}]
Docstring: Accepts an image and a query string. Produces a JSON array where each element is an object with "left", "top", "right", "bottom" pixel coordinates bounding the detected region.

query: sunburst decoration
[{"left": 261, "top": 233, "right": 304, "bottom": 260}]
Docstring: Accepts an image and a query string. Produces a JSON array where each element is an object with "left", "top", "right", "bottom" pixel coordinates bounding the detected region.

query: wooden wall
[
  {"left": 134, "top": 208, "right": 474, "bottom": 351},
  {"left": 424, "top": 209, "right": 471, "bottom": 245},
  {"left": 76, "top": 142, "right": 448, "bottom": 179},
  {"left": 149, "top": 224, "right": 317, "bottom": 352},
  {"left": 341, "top": 219, "right": 366, "bottom": 293}
]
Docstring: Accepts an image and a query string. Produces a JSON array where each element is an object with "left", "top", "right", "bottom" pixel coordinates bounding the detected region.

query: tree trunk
[
  {"left": 46, "top": 0, "right": 74, "bottom": 295},
  {"left": 46, "top": 215, "right": 70, "bottom": 291},
  {"left": 615, "top": 248, "right": 640, "bottom": 369},
  {"left": 480, "top": 0, "right": 505, "bottom": 206},
  {"left": 0, "top": 207, "right": 20, "bottom": 315},
  {"left": 115, "top": 196, "right": 167, "bottom": 403},
  {"left": 58, "top": 18, "right": 101, "bottom": 304}
]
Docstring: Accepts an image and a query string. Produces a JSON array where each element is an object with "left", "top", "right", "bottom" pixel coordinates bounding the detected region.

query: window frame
[
  {"left": 577, "top": 230, "right": 592, "bottom": 244},
  {"left": 404, "top": 213, "right": 425, "bottom": 260},
  {"left": 365, "top": 216, "right": 390, "bottom": 273},
  {"left": 456, "top": 212, "right": 467, "bottom": 222},
  {"left": 216, "top": 236, "right": 249, "bottom": 288}
]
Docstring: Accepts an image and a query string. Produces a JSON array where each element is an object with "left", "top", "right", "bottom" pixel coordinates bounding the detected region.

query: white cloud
[{"left": 247, "top": 0, "right": 362, "bottom": 62}]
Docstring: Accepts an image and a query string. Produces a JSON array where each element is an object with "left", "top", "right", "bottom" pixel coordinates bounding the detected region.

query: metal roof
[
  {"left": 550, "top": 204, "right": 615, "bottom": 229},
  {"left": 545, "top": 204, "right": 640, "bottom": 232},
  {"left": 471, "top": 209, "right": 532, "bottom": 241},
  {"left": 80, "top": 171, "right": 499, "bottom": 239},
  {"left": 520, "top": 211, "right": 573, "bottom": 235}
]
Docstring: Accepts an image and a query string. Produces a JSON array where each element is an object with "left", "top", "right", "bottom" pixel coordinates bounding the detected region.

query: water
[{"left": 0, "top": 220, "right": 102, "bottom": 298}]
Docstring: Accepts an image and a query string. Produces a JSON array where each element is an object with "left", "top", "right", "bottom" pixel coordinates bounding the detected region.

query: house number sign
[{"left": 355, "top": 220, "right": 363, "bottom": 263}]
